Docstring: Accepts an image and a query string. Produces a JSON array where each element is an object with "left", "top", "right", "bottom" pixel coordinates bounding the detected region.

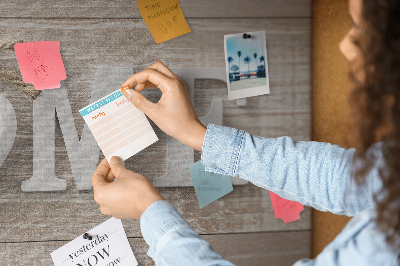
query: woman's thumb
[
  {"left": 122, "top": 89, "right": 154, "bottom": 115},
  {"left": 109, "top": 156, "right": 127, "bottom": 178}
]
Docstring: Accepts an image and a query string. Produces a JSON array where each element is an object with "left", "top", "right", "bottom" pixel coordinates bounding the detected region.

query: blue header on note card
[{"left": 80, "top": 91, "right": 123, "bottom": 117}]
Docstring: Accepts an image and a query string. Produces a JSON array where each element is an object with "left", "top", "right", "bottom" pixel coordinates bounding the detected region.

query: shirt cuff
[
  {"left": 140, "top": 200, "right": 192, "bottom": 260},
  {"left": 201, "top": 123, "right": 245, "bottom": 176}
]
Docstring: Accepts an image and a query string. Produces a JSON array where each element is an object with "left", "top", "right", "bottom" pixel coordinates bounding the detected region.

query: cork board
[{"left": 312, "top": 0, "right": 353, "bottom": 257}]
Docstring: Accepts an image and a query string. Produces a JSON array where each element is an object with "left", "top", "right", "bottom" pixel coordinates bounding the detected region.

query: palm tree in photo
[
  {"left": 260, "top": 55, "right": 266, "bottom": 71},
  {"left": 237, "top": 51, "right": 242, "bottom": 76},
  {"left": 253, "top": 53, "right": 258, "bottom": 74},
  {"left": 244, "top": 56, "right": 251, "bottom": 77},
  {"left": 231, "top": 64, "right": 239, "bottom": 73},
  {"left": 227, "top": 56, "right": 234, "bottom": 73}
]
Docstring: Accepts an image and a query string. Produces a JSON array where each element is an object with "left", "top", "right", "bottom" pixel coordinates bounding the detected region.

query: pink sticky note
[
  {"left": 14, "top": 41, "right": 67, "bottom": 90},
  {"left": 269, "top": 191, "right": 304, "bottom": 223}
]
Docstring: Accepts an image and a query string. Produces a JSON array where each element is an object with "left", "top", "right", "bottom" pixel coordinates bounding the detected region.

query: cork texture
[{"left": 312, "top": 0, "right": 353, "bottom": 257}]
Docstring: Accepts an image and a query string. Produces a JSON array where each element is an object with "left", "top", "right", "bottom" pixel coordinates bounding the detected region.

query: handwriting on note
[
  {"left": 14, "top": 41, "right": 67, "bottom": 90},
  {"left": 190, "top": 161, "right": 233, "bottom": 208},
  {"left": 137, "top": 0, "right": 191, "bottom": 44},
  {"left": 269, "top": 191, "right": 304, "bottom": 223}
]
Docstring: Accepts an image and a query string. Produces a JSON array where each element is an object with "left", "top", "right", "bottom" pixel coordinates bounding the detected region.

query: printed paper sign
[
  {"left": 80, "top": 89, "right": 158, "bottom": 162},
  {"left": 190, "top": 161, "right": 233, "bottom": 208},
  {"left": 14, "top": 41, "right": 67, "bottom": 90},
  {"left": 137, "top": 0, "right": 191, "bottom": 44},
  {"left": 51, "top": 218, "right": 138, "bottom": 266},
  {"left": 269, "top": 191, "right": 304, "bottom": 223}
]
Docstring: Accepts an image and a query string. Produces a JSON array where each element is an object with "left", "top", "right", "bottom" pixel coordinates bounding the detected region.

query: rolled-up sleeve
[{"left": 201, "top": 124, "right": 383, "bottom": 216}]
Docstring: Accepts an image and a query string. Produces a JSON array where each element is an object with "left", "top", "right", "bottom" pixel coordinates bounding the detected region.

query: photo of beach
[{"left": 224, "top": 31, "right": 270, "bottom": 100}]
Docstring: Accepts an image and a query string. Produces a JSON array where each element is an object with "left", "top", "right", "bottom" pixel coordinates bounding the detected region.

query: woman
[{"left": 91, "top": 0, "right": 400, "bottom": 264}]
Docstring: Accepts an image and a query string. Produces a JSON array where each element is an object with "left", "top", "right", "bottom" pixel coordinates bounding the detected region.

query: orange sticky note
[
  {"left": 137, "top": 0, "right": 191, "bottom": 44},
  {"left": 14, "top": 41, "right": 67, "bottom": 90},
  {"left": 269, "top": 191, "right": 304, "bottom": 223}
]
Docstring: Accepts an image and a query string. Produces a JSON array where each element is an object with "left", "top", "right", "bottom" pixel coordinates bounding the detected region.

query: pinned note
[
  {"left": 14, "top": 41, "right": 67, "bottom": 90},
  {"left": 51, "top": 218, "right": 138, "bottom": 266},
  {"left": 269, "top": 191, "right": 304, "bottom": 223},
  {"left": 137, "top": 0, "right": 191, "bottom": 44},
  {"left": 190, "top": 161, "right": 233, "bottom": 208}
]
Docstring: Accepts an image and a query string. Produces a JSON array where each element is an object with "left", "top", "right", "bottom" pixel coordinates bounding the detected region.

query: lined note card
[
  {"left": 14, "top": 41, "right": 67, "bottom": 90},
  {"left": 137, "top": 0, "right": 191, "bottom": 44},
  {"left": 190, "top": 161, "right": 233, "bottom": 208},
  {"left": 80, "top": 90, "right": 158, "bottom": 162}
]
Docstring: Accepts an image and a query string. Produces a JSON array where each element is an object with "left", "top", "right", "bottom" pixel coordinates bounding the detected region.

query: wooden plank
[
  {"left": 0, "top": 185, "right": 312, "bottom": 242},
  {"left": 0, "top": 231, "right": 311, "bottom": 265},
  {"left": 0, "top": 0, "right": 312, "bottom": 19},
  {"left": 0, "top": 18, "right": 311, "bottom": 241}
]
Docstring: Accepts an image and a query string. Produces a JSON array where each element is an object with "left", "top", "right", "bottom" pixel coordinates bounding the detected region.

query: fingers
[
  {"left": 91, "top": 158, "right": 111, "bottom": 189},
  {"left": 135, "top": 81, "right": 156, "bottom": 92},
  {"left": 122, "top": 89, "right": 158, "bottom": 117},
  {"left": 121, "top": 68, "right": 173, "bottom": 94},
  {"left": 105, "top": 168, "right": 116, "bottom": 183},
  {"left": 131, "top": 62, "right": 179, "bottom": 92},
  {"left": 109, "top": 156, "right": 130, "bottom": 179},
  {"left": 146, "top": 61, "right": 177, "bottom": 79},
  {"left": 99, "top": 206, "right": 110, "bottom": 216}
]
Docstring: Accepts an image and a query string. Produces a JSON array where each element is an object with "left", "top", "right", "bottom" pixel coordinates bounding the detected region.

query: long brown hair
[{"left": 350, "top": 0, "right": 400, "bottom": 250}]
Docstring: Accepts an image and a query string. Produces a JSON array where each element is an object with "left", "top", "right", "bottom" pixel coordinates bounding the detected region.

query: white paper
[
  {"left": 79, "top": 89, "right": 158, "bottom": 162},
  {"left": 51, "top": 218, "right": 138, "bottom": 266}
]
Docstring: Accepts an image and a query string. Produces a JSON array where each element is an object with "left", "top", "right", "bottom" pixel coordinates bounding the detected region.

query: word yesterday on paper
[{"left": 51, "top": 218, "right": 138, "bottom": 266}]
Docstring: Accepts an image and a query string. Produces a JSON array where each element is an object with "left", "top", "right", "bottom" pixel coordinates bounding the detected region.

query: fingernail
[
  {"left": 125, "top": 89, "right": 133, "bottom": 100},
  {"left": 120, "top": 85, "right": 130, "bottom": 92},
  {"left": 110, "top": 156, "right": 122, "bottom": 165}
]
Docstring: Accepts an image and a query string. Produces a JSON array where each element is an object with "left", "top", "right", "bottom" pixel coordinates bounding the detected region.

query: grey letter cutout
[
  {"left": 22, "top": 66, "right": 133, "bottom": 191},
  {"left": 0, "top": 94, "right": 17, "bottom": 168}
]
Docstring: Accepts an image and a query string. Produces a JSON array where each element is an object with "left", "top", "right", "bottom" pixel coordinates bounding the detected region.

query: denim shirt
[{"left": 140, "top": 124, "right": 399, "bottom": 265}]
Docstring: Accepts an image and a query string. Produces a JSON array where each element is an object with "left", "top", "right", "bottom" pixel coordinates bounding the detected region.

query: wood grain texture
[
  {"left": 0, "top": 18, "right": 311, "bottom": 243},
  {"left": 0, "top": 231, "right": 311, "bottom": 265},
  {"left": 0, "top": 185, "right": 311, "bottom": 242},
  {"left": 0, "top": 0, "right": 311, "bottom": 19},
  {"left": 0, "top": 3, "right": 312, "bottom": 263},
  {"left": 0, "top": 18, "right": 311, "bottom": 192}
]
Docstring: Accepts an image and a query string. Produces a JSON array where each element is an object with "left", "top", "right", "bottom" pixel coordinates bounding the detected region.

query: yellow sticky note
[{"left": 137, "top": 0, "right": 191, "bottom": 44}]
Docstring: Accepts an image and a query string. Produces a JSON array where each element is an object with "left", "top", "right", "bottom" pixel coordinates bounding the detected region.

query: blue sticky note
[{"left": 190, "top": 160, "right": 233, "bottom": 208}]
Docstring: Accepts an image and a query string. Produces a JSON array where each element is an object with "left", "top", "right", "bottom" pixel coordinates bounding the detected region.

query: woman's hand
[
  {"left": 91, "top": 157, "right": 164, "bottom": 220},
  {"left": 120, "top": 61, "right": 207, "bottom": 152}
]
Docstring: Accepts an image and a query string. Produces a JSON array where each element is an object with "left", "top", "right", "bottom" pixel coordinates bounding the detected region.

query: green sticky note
[{"left": 190, "top": 160, "right": 233, "bottom": 208}]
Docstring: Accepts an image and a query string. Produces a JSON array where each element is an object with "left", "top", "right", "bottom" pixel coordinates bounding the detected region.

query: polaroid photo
[{"left": 224, "top": 30, "right": 270, "bottom": 100}]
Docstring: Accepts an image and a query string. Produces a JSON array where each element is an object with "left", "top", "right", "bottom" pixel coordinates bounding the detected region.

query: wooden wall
[{"left": 0, "top": 1, "right": 312, "bottom": 265}]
